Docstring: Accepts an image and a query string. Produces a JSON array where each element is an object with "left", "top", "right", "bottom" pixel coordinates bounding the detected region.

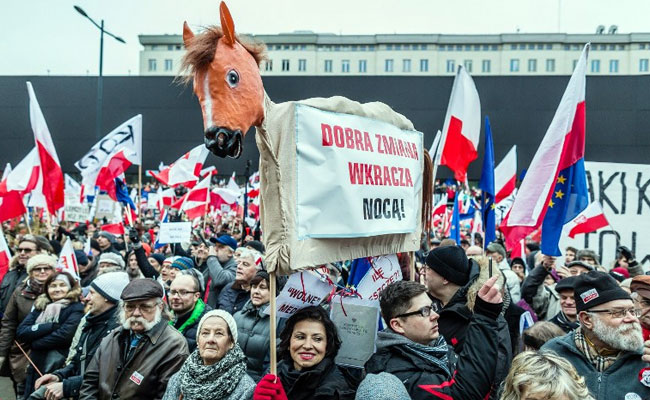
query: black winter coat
[
  {"left": 0, "top": 266, "right": 27, "bottom": 316},
  {"left": 216, "top": 281, "right": 249, "bottom": 315},
  {"left": 277, "top": 356, "right": 359, "bottom": 400}
]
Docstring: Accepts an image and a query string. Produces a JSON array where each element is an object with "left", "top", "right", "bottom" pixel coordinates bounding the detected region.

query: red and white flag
[
  {"left": 211, "top": 187, "right": 239, "bottom": 212},
  {"left": 0, "top": 232, "right": 12, "bottom": 282},
  {"left": 151, "top": 145, "right": 209, "bottom": 188},
  {"left": 494, "top": 145, "right": 517, "bottom": 203},
  {"left": 156, "top": 187, "right": 176, "bottom": 214},
  {"left": 432, "top": 194, "right": 448, "bottom": 217},
  {"left": 438, "top": 66, "right": 481, "bottom": 182},
  {"left": 57, "top": 240, "right": 80, "bottom": 280},
  {"left": 0, "top": 148, "right": 41, "bottom": 221},
  {"left": 227, "top": 172, "right": 240, "bottom": 193},
  {"left": 101, "top": 222, "right": 126, "bottom": 236},
  {"left": 564, "top": 201, "right": 610, "bottom": 238},
  {"left": 1, "top": 164, "right": 11, "bottom": 182},
  {"left": 180, "top": 175, "right": 211, "bottom": 220},
  {"left": 27, "top": 82, "right": 64, "bottom": 214},
  {"left": 95, "top": 146, "right": 139, "bottom": 200}
]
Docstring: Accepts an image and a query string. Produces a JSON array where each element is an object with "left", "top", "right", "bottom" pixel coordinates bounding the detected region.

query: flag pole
[
  {"left": 269, "top": 270, "right": 277, "bottom": 375},
  {"left": 24, "top": 212, "right": 32, "bottom": 235},
  {"left": 409, "top": 252, "right": 416, "bottom": 281},
  {"left": 138, "top": 165, "right": 143, "bottom": 221}
]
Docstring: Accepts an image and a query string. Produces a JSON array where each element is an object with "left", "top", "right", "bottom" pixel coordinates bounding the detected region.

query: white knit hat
[
  {"left": 26, "top": 254, "right": 58, "bottom": 275},
  {"left": 98, "top": 253, "right": 125, "bottom": 269},
  {"left": 196, "top": 309, "right": 238, "bottom": 344},
  {"left": 90, "top": 271, "right": 130, "bottom": 303}
]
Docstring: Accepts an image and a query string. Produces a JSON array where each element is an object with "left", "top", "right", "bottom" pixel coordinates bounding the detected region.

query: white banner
[
  {"left": 157, "top": 222, "right": 192, "bottom": 244},
  {"left": 355, "top": 254, "right": 402, "bottom": 302},
  {"left": 265, "top": 268, "right": 334, "bottom": 318},
  {"left": 75, "top": 115, "right": 142, "bottom": 187},
  {"left": 64, "top": 195, "right": 90, "bottom": 223},
  {"left": 295, "top": 105, "right": 423, "bottom": 239},
  {"left": 331, "top": 296, "right": 379, "bottom": 368},
  {"left": 94, "top": 194, "right": 117, "bottom": 221},
  {"left": 560, "top": 161, "right": 650, "bottom": 267}
]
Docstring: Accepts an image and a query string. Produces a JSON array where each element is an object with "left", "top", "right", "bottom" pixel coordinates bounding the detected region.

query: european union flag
[
  {"left": 449, "top": 195, "right": 461, "bottom": 244},
  {"left": 479, "top": 116, "right": 496, "bottom": 248},
  {"left": 115, "top": 178, "right": 136, "bottom": 211},
  {"left": 541, "top": 158, "right": 589, "bottom": 255},
  {"left": 347, "top": 257, "right": 372, "bottom": 289}
]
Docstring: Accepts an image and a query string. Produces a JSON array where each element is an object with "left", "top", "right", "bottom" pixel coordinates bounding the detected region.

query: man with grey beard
[
  {"left": 543, "top": 271, "right": 649, "bottom": 399},
  {"left": 79, "top": 278, "right": 188, "bottom": 400}
]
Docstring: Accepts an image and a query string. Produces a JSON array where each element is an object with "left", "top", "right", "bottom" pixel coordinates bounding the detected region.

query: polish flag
[
  {"left": 200, "top": 166, "right": 219, "bottom": 178},
  {"left": 156, "top": 187, "right": 176, "bottom": 214},
  {"left": 27, "top": 82, "right": 64, "bottom": 214},
  {"left": 432, "top": 194, "right": 448, "bottom": 217},
  {"left": 503, "top": 44, "right": 590, "bottom": 251},
  {"left": 151, "top": 145, "right": 209, "bottom": 188},
  {"left": 438, "top": 66, "right": 481, "bottom": 182},
  {"left": 101, "top": 222, "right": 125, "bottom": 236},
  {"left": 494, "top": 145, "right": 517, "bottom": 203},
  {"left": 211, "top": 187, "right": 239, "bottom": 212},
  {"left": 180, "top": 175, "right": 211, "bottom": 220},
  {"left": 95, "top": 147, "right": 138, "bottom": 201},
  {"left": 57, "top": 240, "right": 80, "bottom": 281},
  {"left": 1, "top": 164, "right": 11, "bottom": 181},
  {"left": 565, "top": 201, "right": 610, "bottom": 238},
  {"left": 227, "top": 172, "right": 240, "bottom": 193},
  {"left": 0, "top": 232, "right": 12, "bottom": 281},
  {"left": 0, "top": 148, "right": 41, "bottom": 221}
]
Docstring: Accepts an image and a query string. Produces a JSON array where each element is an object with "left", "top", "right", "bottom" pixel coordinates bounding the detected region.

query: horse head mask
[{"left": 182, "top": 2, "right": 265, "bottom": 158}]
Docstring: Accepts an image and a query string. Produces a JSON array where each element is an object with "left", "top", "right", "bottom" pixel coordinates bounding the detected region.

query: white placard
[
  {"left": 265, "top": 269, "right": 334, "bottom": 318},
  {"left": 560, "top": 161, "right": 650, "bottom": 267},
  {"left": 355, "top": 254, "right": 403, "bottom": 302},
  {"left": 157, "top": 222, "right": 192, "bottom": 244},
  {"left": 64, "top": 195, "right": 90, "bottom": 223},
  {"left": 146, "top": 193, "right": 159, "bottom": 210},
  {"left": 295, "top": 105, "right": 423, "bottom": 239},
  {"left": 331, "top": 296, "right": 379, "bottom": 368},
  {"left": 94, "top": 194, "right": 117, "bottom": 221}
]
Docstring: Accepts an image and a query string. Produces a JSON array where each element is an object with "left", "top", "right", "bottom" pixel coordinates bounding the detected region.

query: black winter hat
[
  {"left": 574, "top": 271, "right": 631, "bottom": 313},
  {"left": 555, "top": 276, "right": 578, "bottom": 293},
  {"left": 425, "top": 246, "right": 471, "bottom": 286}
]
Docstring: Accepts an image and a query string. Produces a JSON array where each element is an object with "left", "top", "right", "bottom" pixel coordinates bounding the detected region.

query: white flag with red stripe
[
  {"left": 27, "top": 82, "right": 64, "bottom": 214},
  {"left": 432, "top": 194, "right": 448, "bottom": 217},
  {"left": 1, "top": 164, "right": 11, "bottom": 182},
  {"left": 180, "top": 175, "right": 211, "bottom": 220},
  {"left": 227, "top": 172, "right": 240, "bottom": 193},
  {"left": 564, "top": 201, "right": 610, "bottom": 238},
  {"left": 57, "top": 239, "right": 80, "bottom": 281},
  {"left": 439, "top": 66, "right": 481, "bottom": 182},
  {"left": 494, "top": 145, "right": 517, "bottom": 203},
  {"left": 95, "top": 146, "right": 138, "bottom": 200},
  {"left": 0, "top": 148, "right": 41, "bottom": 221},
  {"left": 156, "top": 187, "right": 176, "bottom": 214},
  {"left": 0, "top": 233, "right": 12, "bottom": 281},
  {"left": 211, "top": 187, "right": 239, "bottom": 212},
  {"left": 151, "top": 145, "right": 209, "bottom": 188}
]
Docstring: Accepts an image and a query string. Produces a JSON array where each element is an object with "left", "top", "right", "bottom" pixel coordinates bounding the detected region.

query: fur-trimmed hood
[{"left": 33, "top": 285, "right": 82, "bottom": 311}]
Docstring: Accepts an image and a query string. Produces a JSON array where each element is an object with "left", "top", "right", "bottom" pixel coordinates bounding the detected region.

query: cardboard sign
[
  {"left": 295, "top": 104, "right": 422, "bottom": 239},
  {"left": 265, "top": 269, "right": 334, "bottom": 318},
  {"left": 331, "top": 296, "right": 379, "bottom": 368},
  {"left": 64, "top": 196, "right": 90, "bottom": 223},
  {"left": 94, "top": 194, "right": 117, "bottom": 221},
  {"left": 355, "top": 254, "right": 403, "bottom": 302},
  {"left": 157, "top": 222, "right": 192, "bottom": 244}
]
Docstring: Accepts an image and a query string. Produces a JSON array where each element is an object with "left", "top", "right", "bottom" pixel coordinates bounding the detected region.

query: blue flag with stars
[
  {"left": 479, "top": 116, "right": 496, "bottom": 248},
  {"left": 449, "top": 194, "right": 461, "bottom": 244}
]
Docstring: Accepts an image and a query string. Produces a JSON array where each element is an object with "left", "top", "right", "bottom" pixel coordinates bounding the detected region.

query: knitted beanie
[
  {"left": 98, "top": 231, "right": 115, "bottom": 242},
  {"left": 149, "top": 253, "right": 166, "bottom": 266},
  {"left": 426, "top": 246, "right": 471, "bottom": 286},
  {"left": 574, "top": 271, "right": 631, "bottom": 313},
  {"left": 197, "top": 309, "right": 238, "bottom": 344},
  {"left": 98, "top": 253, "right": 125, "bottom": 269},
  {"left": 90, "top": 271, "right": 130, "bottom": 303},
  {"left": 171, "top": 256, "right": 194, "bottom": 271},
  {"left": 26, "top": 254, "right": 58, "bottom": 275},
  {"left": 355, "top": 373, "right": 410, "bottom": 400}
]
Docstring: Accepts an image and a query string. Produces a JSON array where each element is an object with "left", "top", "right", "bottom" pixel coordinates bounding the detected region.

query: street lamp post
[{"left": 74, "top": 6, "right": 125, "bottom": 141}]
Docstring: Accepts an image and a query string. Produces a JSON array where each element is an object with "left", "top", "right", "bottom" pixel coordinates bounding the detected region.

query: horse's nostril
[
  {"left": 204, "top": 128, "right": 217, "bottom": 140},
  {"left": 217, "top": 132, "right": 227, "bottom": 146}
]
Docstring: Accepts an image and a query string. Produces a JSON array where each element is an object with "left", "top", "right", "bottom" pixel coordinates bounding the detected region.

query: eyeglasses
[
  {"left": 32, "top": 266, "right": 53, "bottom": 273},
  {"left": 124, "top": 303, "right": 157, "bottom": 313},
  {"left": 588, "top": 308, "right": 642, "bottom": 318},
  {"left": 395, "top": 303, "right": 439, "bottom": 319},
  {"left": 18, "top": 248, "right": 35, "bottom": 254},
  {"left": 169, "top": 290, "right": 198, "bottom": 297}
]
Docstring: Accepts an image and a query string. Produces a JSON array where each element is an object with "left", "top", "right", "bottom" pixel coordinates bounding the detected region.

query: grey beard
[
  {"left": 118, "top": 306, "right": 162, "bottom": 332},
  {"left": 591, "top": 316, "right": 643, "bottom": 352}
]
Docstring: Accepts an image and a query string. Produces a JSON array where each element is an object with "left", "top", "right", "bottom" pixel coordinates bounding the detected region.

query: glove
[
  {"left": 128, "top": 228, "right": 140, "bottom": 244},
  {"left": 253, "top": 374, "right": 288, "bottom": 400},
  {"left": 618, "top": 246, "right": 634, "bottom": 261}
]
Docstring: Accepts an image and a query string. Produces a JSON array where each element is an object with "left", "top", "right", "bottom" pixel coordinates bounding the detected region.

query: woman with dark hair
[
  {"left": 253, "top": 305, "right": 358, "bottom": 400},
  {"left": 16, "top": 271, "right": 84, "bottom": 397}
]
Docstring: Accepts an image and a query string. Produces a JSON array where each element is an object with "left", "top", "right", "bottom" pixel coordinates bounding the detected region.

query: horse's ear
[
  {"left": 219, "top": 1, "right": 236, "bottom": 46},
  {"left": 182, "top": 21, "right": 195, "bottom": 48}
]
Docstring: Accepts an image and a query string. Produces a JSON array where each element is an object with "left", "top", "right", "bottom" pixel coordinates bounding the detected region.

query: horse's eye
[{"left": 227, "top": 70, "right": 239, "bottom": 88}]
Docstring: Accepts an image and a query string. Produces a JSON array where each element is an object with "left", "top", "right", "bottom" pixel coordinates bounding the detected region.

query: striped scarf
[
  {"left": 401, "top": 336, "right": 451, "bottom": 377},
  {"left": 574, "top": 327, "right": 618, "bottom": 372}
]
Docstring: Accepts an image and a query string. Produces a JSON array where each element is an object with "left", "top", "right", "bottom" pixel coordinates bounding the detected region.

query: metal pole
[{"left": 96, "top": 19, "right": 104, "bottom": 141}]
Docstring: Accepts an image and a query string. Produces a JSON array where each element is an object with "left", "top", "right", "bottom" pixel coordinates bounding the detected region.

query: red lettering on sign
[
  {"left": 345, "top": 128, "right": 355, "bottom": 149},
  {"left": 321, "top": 123, "right": 333, "bottom": 146},
  {"left": 333, "top": 126, "right": 344, "bottom": 148}
]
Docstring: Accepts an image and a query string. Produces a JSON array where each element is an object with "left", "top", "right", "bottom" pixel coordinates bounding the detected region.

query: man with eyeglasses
[
  {"left": 168, "top": 275, "right": 211, "bottom": 352},
  {"left": 630, "top": 275, "right": 650, "bottom": 341},
  {"left": 365, "top": 277, "right": 503, "bottom": 400},
  {"left": 543, "top": 271, "right": 649, "bottom": 399},
  {"left": 79, "top": 278, "right": 188, "bottom": 400}
]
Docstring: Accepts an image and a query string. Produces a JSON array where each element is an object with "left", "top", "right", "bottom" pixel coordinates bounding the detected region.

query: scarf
[
  {"left": 35, "top": 299, "right": 71, "bottom": 324},
  {"left": 171, "top": 299, "right": 206, "bottom": 334},
  {"left": 401, "top": 335, "right": 451, "bottom": 377},
  {"left": 24, "top": 278, "right": 44, "bottom": 297},
  {"left": 574, "top": 327, "right": 619, "bottom": 372},
  {"left": 178, "top": 344, "right": 247, "bottom": 400}
]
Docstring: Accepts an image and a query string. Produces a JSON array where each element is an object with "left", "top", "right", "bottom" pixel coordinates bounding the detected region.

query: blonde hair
[{"left": 500, "top": 351, "right": 594, "bottom": 400}]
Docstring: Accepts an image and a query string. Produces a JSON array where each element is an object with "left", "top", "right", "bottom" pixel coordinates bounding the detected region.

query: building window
[
  {"left": 609, "top": 59, "right": 619, "bottom": 73},
  {"left": 342, "top": 60, "right": 350, "bottom": 73},
  {"left": 482, "top": 59, "right": 491, "bottom": 73},
  {"left": 151, "top": 45, "right": 158, "bottom": 50},
  {"left": 281, "top": 59, "right": 290, "bottom": 71},
  {"left": 546, "top": 59, "right": 556, "bottom": 72},
  {"left": 403, "top": 59, "right": 411, "bottom": 72},
  {"left": 546, "top": 44, "right": 553, "bottom": 50},
  {"left": 395, "top": 44, "right": 402, "bottom": 50},
  {"left": 420, "top": 59, "right": 429, "bottom": 72},
  {"left": 446, "top": 60, "right": 455, "bottom": 73},
  {"left": 510, "top": 59, "right": 520, "bottom": 72},
  {"left": 175, "top": 45, "right": 181, "bottom": 50},
  {"left": 164, "top": 59, "right": 173, "bottom": 71},
  {"left": 386, "top": 44, "right": 393, "bottom": 50},
  {"left": 167, "top": 45, "right": 173, "bottom": 51},
  {"left": 528, "top": 44, "right": 535, "bottom": 50},
  {"left": 359, "top": 60, "right": 367, "bottom": 73},
  {"left": 324, "top": 59, "right": 332, "bottom": 73},
  {"left": 528, "top": 59, "right": 537, "bottom": 72},
  {"left": 298, "top": 59, "right": 306, "bottom": 72},
  {"left": 640, "top": 59, "right": 649, "bottom": 72},
  {"left": 464, "top": 60, "right": 472, "bottom": 73},
  {"left": 148, "top": 59, "right": 157, "bottom": 72},
  {"left": 591, "top": 59, "right": 600, "bottom": 73},
  {"left": 264, "top": 60, "right": 273, "bottom": 71},
  {"left": 385, "top": 59, "right": 394, "bottom": 72},
  {"left": 640, "top": 44, "right": 646, "bottom": 50}
]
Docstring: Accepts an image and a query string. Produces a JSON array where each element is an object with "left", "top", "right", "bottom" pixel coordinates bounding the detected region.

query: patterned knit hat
[
  {"left": 197, "top": 309, "right": 238, "bottom": 344},
  {"left": 355, "top": 373, "right": 410, "bottom": 400},
  {"left": 90, "top": 271, "right": 130, "bottom": 303},
  {"left": 171, "top": 256, "right": 194, "bottom": 271}
]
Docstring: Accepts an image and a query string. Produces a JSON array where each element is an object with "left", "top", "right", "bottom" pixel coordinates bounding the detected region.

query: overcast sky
[{"left": 2, "top": 0, "right": 648, "bottom": 75}]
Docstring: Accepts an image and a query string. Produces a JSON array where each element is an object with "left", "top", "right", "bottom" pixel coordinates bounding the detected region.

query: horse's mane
[{"left": 178, "top": 25, "right": 267, "bottom": 84}]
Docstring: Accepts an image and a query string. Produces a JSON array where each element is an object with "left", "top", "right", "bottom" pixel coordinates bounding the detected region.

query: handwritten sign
[
  {"left": 331, "top": 296, "right": 379, "bottom": 368},
  {"left": 355, "top": 254, "right": 403, "bottom": 302},
  {"left": 265, "top": 269, "right": 334, "bottom": 318},
  {"left": 295, "top": 105, "right": 422, "bottom": 239},
  {"left": 94, "top": 195, "right": 117, "bottom": 221},
  {"left": 157, "top": 222, "right": 192, "bottom": 244},
  {"left": 64, "top": 196, "right": 90, "bottom": 223}
]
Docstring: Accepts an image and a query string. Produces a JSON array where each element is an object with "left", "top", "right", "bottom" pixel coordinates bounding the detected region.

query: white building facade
[{"left": 139, "top": 32, "right": 650, "bottom": 76}]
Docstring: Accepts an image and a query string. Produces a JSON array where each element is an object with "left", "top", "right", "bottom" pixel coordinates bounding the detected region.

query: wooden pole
[
  {"left": 269, "top": 271, "right": 277, "bottom": 375},
  {"left": 24, "top": 212, "right": 32, "bottom": 235},
  {"left": 409, "top": 251, "right": 416, "bottom": 281},
  {"left": 138, "top": 165, "right": 143, "bottom": 221},
  {"left": 44, "top": 209, "right": 53, "bottom": 240}
]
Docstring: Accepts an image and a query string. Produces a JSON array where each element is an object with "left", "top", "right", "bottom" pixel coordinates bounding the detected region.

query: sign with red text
[
  {"left": 355, "top": 254, "right": 403, "bottom": 302},
  {"left": 265, "top": 268, "right": 334, "bottom": 318},
  {"left": 295, "top": 105, "right": 423, "bottom": 239}
]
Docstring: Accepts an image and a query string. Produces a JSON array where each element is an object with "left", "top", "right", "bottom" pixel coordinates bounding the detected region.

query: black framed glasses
[
  {"left": 395, "top": 303, "right": 439, "bottom": 319},
  {"left": 169, "top": 290, "right": 199, "bottom": 297},
  {"left": 18, "top": 248, "right": 35, "bottom": 254},
  {"left": 588, "top": 308, "right": 642, "bottom": 318}
]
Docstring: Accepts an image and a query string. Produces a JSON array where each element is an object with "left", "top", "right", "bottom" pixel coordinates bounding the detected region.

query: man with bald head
[{"left": 168, "top": 274, "right": 211, "bottom": 352}]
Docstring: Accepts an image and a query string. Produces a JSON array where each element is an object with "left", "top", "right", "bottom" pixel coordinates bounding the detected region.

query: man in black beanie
[
  {"left": 543, "top": 271, "right": 648, "bottom": 399},
  {"left": 424, "top": 246, "right": 471, "bottom": 307}
]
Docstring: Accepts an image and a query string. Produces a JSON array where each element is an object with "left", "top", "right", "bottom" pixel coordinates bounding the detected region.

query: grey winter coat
[
  {"left": 542, "top": 331, "right": 650, "bottom": 399},
  {"left": 233, "top": 300, "right": 273, "bottom": 381},
  {"left": 161, "top": 371, "right": 255, "bottom": 400},
  {"left": 203, "top": 256, "right": 237, "bottom": 309}
]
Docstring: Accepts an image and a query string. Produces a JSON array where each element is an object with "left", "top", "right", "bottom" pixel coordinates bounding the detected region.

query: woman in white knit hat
[{"left": 162, "top": 309, "right": 255, "bottom": 400}]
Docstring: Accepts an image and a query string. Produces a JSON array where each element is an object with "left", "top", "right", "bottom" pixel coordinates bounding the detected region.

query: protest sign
[
  {"left": 146, "top": 193, "right": 159, "bottom": 210},
  {"left": 64, "top": 196, "right": 90, "bottom": 223},
  {"left": 331, "top": 296, "right": 379, "bottom": 368},
  {"left": 94, "top": 194, "right": 117, "bottom": 221},
  {"left": 265, "top": 269, "right": 334, "bottom": 318},
  {"left": 157, "top": 222, "right": 192, "bottom": 244},
  {"left": 560, "top": 161, "right": 650, "bottom": 267},
  {"left": 355, "top": 254, "right": 403, "bottom": 302},
  {"left": 295, "top": 104, "right": 422, "bottom": 239}
]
